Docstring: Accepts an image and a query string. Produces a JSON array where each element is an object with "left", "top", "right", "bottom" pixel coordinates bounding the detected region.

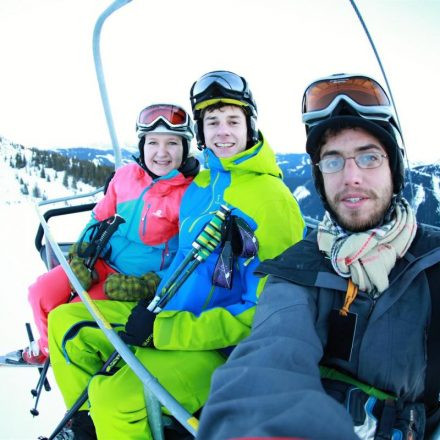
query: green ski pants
[{"left": 48, "top": 301, "right": 225, "bottom": 439}]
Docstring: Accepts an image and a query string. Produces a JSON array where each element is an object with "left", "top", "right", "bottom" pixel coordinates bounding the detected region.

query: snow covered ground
[
  {"left": 0, "top": 202, "right": 67, "bottom": 440},
  {"left": 0, "top": 139, "right": 99, "bottom": 439}
]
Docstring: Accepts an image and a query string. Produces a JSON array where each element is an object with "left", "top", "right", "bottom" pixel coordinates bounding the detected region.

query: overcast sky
[{"left": 1, "top": 0, "right": 439, "bottom": 163}]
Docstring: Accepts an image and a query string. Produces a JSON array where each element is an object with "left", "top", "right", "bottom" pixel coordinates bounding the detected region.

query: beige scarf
[{"left": 317, "top": 198, "right": 417, "bottom": 294}]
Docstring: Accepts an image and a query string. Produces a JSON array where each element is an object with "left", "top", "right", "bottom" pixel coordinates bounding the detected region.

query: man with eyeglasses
[{"left": 197, "top": 74, "right": 440, "bottom": 440}]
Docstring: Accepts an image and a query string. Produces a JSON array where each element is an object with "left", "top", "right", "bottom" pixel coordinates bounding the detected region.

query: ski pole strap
[
  {"left": 86, "top": 214, "right": 125, "bottom": 269},
  {"left": 319, "top": 366, "right": 396, "bottom": 401},
  {"left": 75, "top": 222, "right": 106, "bottom": 259}
]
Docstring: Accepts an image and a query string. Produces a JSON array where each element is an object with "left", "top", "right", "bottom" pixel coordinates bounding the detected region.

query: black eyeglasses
[{"left": 317, "top": 151, "right": 388, "bottom": 174}]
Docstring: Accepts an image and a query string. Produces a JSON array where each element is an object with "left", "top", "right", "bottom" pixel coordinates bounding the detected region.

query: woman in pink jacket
[{"left": 17, "top": 103, "right": 198, "bottom": 365}]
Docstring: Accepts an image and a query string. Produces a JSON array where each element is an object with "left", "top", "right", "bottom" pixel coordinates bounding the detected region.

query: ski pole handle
[
  {"left": 148, "top": 205, "right": 231, "bottom": 312},
  {"left": 86, "top": 214, "right": 125, "bottom": 269},
  {"left": 153, "top": 205, "right": 229, "bottom": 304}
]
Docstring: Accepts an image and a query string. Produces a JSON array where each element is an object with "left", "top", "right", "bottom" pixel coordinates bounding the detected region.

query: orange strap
[{"left": 339, "top": 279, "right": 358, "bottom": 316}]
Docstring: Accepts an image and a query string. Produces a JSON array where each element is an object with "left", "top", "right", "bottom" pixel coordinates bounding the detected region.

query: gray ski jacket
[{"left": 197, "top": 224, "right": 440, "bottom": 440}]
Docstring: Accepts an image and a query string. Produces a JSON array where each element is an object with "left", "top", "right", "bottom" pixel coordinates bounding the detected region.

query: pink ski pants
[{"left": 28, "top": 259, "right": 116, "bottom": 354}]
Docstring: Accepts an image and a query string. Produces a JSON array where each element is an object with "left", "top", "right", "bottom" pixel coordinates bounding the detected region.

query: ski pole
[
  {"left": 25, "top": 323, "right": 50, "bottom": 417},
  {"left": 85, "top": 214, "right": 125, "bottom": 270},
  {"left": 35, "top": 205, "right": 199, "bottom": 436},
  {"left": 148, "top": 204, "right": 230, "bottom": 312},
  {"left": 155, "top": 205, "right": 227, "bottom": 297},
  {"left": 26, "top": 323, "right": 50, "bottom": 393},
  {"left": 55, "top": 204, "right": 230, "bottom": 436},
  {"left": 30, "top": 358, "right": 51, "bottom": 417},
  {"left": 42, "top": 351, "right": 120, "bottom": 440},
  {"left": 97, "top": 204, "right": 231, "bottom": 374}
]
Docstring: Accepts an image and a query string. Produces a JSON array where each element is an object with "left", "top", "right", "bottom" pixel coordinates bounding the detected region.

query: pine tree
[
  {"left": 32, "top": 184, "right": 41, "bottom": 198},
  {"left": 63, "top": 173, "right": 69, "bottom": 188},
  {"left": 21, "top": 183, "right": 29, "bottom": 195}
]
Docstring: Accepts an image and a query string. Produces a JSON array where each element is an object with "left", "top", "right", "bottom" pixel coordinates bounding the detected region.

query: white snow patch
[
  {"left": 293, "top": 185, "right": 310, "bottom": 202},
  {"left": 0, "top": 136, "right": 101, "bottom": 438}
]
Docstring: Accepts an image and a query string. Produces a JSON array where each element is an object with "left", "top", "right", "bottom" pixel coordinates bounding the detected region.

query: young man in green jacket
[{"left": 48, "top": 71, "right": 305, "bottom": 439}]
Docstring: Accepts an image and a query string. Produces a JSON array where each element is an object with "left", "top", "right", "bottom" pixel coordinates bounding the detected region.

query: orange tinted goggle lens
[
  {"left": 304, "top": 77, "right": 390, "bottom": 112},
  {"left": 138, "top": 105, "right": 187, "bottom": 126}
]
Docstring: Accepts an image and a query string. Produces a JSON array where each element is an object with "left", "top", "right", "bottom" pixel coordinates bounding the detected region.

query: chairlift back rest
[{"left": 35, "top": 203, "right": 96, "bottom": 270}]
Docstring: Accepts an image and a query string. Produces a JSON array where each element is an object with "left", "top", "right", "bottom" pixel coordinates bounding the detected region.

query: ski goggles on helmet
[
  {"left": 190, "top": 70, "right": 257, "bottom": 115},
  {"left": 302, "top": 74, "right": 399, "bottom": 133},
  {"left": 136, "top": 104, "right": 194, "bottom": 140}
]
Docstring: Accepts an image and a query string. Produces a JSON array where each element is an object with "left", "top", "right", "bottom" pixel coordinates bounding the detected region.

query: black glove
[{"left": 120, "top": 298, "right": 156, "bottom": 347}]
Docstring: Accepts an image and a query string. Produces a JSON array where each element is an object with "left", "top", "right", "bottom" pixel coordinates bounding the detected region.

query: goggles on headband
[
  {"left": 190, "top": 70, "right": 257, "bottom": 115},
  {"left": 302, "top": 74, "right": 399, "bottom": 133}
]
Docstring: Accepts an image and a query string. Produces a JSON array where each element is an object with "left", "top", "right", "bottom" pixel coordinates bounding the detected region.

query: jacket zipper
[
  {"left": 142, "top": 203, "right": 151, "bottom": 236},
  {"left": 186, "top": 171, "right": 222, "bottom": 234},
  {"left": 160, "top": 241, "right": 169, "bottom": 270}
]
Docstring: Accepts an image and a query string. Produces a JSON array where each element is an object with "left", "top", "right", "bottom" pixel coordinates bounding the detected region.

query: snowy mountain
[
  {"left": 48, "top": 146, "right": 136, "bottom": 167},
  {"left": 3, "top": 135, "right": 440, "bottom": 227},
  {"left": 0, "top": 136, "right": 111, "bottom": 205}
]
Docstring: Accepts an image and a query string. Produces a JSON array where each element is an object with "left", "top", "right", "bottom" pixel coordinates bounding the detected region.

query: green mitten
[
  {"left": 69, "top": 255, "right": 93, "bottom": 290},
  {"left": 104, "top": 272, "right": 161, "bottom": 301},
  {"left": 68, "top": 242, "right": 91, "bottom": 260}
]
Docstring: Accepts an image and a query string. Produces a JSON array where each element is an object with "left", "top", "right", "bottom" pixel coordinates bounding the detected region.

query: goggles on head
[
  {"left": 136, "top": 104, "right": 193, "bottom": 140},
  {"left": 302, "top": 74, "right": 399, "bottom": 133},
  {"left": 190, "top": 70, "right": 256, "bottom": 116}
]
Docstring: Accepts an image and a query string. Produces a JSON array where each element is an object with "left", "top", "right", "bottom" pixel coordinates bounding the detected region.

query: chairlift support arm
[{"left": 93, "top": 0, "right": 133, "bottom": 170}]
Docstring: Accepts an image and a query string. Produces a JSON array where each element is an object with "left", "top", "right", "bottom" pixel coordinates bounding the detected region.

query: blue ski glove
[{"left": 120, "top": 298, "right": 156, "bottom": 347}]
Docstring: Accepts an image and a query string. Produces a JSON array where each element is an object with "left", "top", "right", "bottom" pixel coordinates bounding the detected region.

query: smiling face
[
  {"left": 320, "top": 127, "right": 393, "bottom": 232},
  {"left": 202, "top": 105, "right": 248, "bottom": 158},
  {"left": 143, "top": 133, "right": 183, "bottom": 176}
]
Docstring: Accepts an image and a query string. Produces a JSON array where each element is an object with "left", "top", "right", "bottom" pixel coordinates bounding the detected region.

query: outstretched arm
[{"left": 197, "top": 276, "right": 358, "bottom": 440}]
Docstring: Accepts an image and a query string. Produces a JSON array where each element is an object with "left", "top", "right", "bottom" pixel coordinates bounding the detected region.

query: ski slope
[
  {"left": 0, "top": 202, "right": 63, "bottom": 439},
  {"left": 0, "top": 201, "right": 92, "bottom": 439}
]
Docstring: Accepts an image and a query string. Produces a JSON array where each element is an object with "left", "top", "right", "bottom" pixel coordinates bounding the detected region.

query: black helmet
[
  {"left": 190, "top": 70, "right": 258, "bottom": 149},
  {"left": 302, "top": 74, "right": 405, "bottom": 202}
]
